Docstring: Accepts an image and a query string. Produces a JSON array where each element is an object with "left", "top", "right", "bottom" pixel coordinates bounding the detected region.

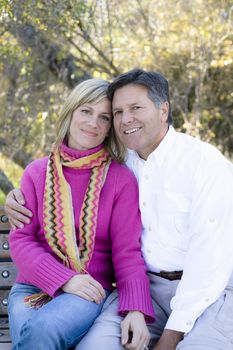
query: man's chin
[{"left": 125, "top": 143, "right": 138, "bottom": 151}]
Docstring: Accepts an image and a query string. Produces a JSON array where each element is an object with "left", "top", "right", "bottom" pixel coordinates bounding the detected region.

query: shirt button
[
  {"left": 205, "top": 298, "right": 210, "bottom": 302},
  {"left": 144, "top": 175, "right": 149, "bottom": 180},
  {"left": 186, "top": 321, "right": 192, "bottom": 326},
  {"left": 148, "top": 226, "right": 152, "bottom": 231},
  {"left": 209, "top": 218, "right": 215, "bottom": 223},
  {"left": 142, "top": 201, "right": 146, "bottom": 206},
  {"left": 147, "top": 249, "right": 151, "bottom": 254}
]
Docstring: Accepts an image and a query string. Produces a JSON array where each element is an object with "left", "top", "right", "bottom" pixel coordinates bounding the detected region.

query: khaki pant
[{"left": 76, "top": 272, "right": 233, "bottom": 350}]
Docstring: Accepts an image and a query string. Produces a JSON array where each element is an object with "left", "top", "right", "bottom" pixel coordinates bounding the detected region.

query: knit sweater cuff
[
  {"left": 30, "top": 255, "right": 77, "bottom": 297},
  {"left": 118, "top": 278, "right": 154, "bottom": 322}
]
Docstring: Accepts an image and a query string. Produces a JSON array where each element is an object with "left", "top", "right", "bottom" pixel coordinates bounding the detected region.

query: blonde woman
[{"left": 7, "top": 79, "right": 153, "bottom": 350}]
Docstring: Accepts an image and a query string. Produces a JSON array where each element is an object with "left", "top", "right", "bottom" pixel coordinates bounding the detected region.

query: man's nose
[{"left": 121, "top": 110, "right": 134, "bottom": 124}]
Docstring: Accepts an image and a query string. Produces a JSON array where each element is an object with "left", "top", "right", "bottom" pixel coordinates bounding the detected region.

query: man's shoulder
[{"left": 175, "top": 131, "right": 225, "bottom": 163}]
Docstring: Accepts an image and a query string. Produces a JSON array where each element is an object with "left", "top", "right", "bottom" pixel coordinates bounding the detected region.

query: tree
[
  {"left": 0, "top": 169, "right": 14, "bottom": 195},
  {"left": 0, "top": 0, "right": 232, "bottom": 197}
]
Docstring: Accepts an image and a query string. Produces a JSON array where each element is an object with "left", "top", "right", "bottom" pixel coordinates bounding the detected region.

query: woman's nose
[{"left": 87, "top": 116, "right": 98, "bottom": 127}]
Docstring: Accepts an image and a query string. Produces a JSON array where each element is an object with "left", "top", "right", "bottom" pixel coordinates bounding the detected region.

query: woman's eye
[
  {"left": 81, "top": 109, "right": 90, "bottom": 114},
  {"left": 101, "top": 115, "right": 111, "bottom": 122}
]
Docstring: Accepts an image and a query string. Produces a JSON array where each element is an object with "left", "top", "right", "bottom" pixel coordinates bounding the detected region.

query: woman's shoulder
[
  {"left": 109, "top": 160, "right": 138, "bottom": 184},
  {"left": 110, "top": 159, "right": 134, "bottom": 174},
  {"left": 24, "top": 156, "right": 49, "bottom": 177}
]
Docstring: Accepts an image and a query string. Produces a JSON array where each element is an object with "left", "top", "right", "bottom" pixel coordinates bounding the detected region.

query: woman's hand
[
  {"left": 62, "top": 274, "right": 106, "bottom": 304},
  {"left": 5, "top": 189, "right": 32, "bottom": 229},
  {"left": 121, "top": 311, "right": 150, "bottom": 350}
]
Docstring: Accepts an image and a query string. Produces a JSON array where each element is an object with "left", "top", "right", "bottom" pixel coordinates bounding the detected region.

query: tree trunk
[
  {"left": 7, "top": 21, "right": 91, "bottom": 88},
  {"left": 0, "top": 170, "right": 14, "bottom": 195}
]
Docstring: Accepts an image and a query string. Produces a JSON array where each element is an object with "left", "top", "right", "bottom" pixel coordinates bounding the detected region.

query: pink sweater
[{"left": 9, "top": 144, "right": 154, "bottom": 321}]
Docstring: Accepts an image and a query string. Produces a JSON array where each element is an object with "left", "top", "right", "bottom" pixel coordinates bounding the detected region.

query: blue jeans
[{"left": 8, "top": 283, "right": 110, "bottom": 350}]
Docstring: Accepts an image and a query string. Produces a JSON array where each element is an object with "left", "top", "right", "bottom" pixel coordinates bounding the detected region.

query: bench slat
[
  {"left": 0, "top": 206, "right": 12, "bottom": 346},
  {"left": 0, "top": 207, "right": 10, "bottom": 231},
  {"left": 0, "top": 233, "right": 10, "bottom": 259}
]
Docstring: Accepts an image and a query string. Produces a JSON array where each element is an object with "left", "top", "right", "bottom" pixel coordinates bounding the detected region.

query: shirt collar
[
  {"left": 127, "top": 125, "right": 177, "bottom": 166},
  {"left": 149, "top": 125, "right": 176, "bottom": 166}
]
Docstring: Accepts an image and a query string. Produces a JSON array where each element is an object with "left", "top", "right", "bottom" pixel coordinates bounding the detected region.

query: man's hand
[
  {"left": 121, "top": 311, "right": 150, "bottom": 350},
  {"left": 153, "top": 329, "right": 184, "bottom": 350},
  {"left": 5, "top": 189, "right": 32, "bottom": 229},
  {"left": 62, "top": 274, "right": 106, "bottom": 304}
]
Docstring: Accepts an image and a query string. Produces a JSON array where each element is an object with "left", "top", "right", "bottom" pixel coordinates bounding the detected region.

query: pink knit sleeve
[
  {"left": 9, "top": 160, "right": 76, "bottom": 297},
  {"left": 110, "top": 167, "right": 154, "bottom": 322}
]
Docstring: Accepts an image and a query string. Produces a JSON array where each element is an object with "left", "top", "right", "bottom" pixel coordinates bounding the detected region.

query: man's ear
[{"left": 161, "top": 101, "right": 169, "bottom": 122}]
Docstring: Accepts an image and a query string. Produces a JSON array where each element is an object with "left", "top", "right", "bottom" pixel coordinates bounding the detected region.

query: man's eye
[
  {"left": 114, "top": 111, "right": 122, "bottom": 117},
  {"left": 132, "top": 106, "right": 141, "bottom": 111}
]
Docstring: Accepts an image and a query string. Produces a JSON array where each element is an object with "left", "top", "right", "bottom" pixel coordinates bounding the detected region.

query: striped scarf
[{"left": 25, "top": 145, "right": 111, "bottom": 308}]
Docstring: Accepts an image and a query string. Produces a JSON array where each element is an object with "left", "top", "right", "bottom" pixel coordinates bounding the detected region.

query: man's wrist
[
  {"left": 163, "top": 329, "right": 184, "bottom": 343},
  {"left": 153, "top": 329, "right": 184, "bottom": 350}
]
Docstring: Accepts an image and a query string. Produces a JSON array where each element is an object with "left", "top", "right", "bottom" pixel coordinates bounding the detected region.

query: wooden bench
[{"left": 0, "top": 206, "right": 14, "bottom": 350}]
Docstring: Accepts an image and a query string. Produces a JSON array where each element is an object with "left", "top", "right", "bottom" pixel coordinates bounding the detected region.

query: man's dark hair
[{"left": 108, "top": 68, "right": 173, "bottom": 124}]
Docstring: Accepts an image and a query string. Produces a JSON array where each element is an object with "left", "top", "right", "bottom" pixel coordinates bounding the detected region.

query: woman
[{"left": 7, "top": 78, "right": 154, "bottom": 350}]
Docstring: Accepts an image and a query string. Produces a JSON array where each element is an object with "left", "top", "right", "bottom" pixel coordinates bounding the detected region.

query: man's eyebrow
[{"left": 112, "top": 102, "right": 141, "bottom": 110}]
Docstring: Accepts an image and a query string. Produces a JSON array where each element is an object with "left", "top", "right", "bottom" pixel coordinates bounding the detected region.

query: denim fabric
[{"left": 8, "top": 283, "right": 110, "bottom": 350}]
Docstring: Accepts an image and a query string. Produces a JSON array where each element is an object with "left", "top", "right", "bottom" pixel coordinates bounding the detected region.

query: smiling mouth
[
  {"left": 82, "top": 130, "right": 98, "bottom": 137},
  {"left": 123, "top": 127, "right": 142, "bottom": 135}
]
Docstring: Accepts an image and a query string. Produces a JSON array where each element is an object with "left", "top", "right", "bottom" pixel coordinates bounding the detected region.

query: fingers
[
  {"left": 77, "top": 287, "right": 103, "bottom": 304},
  {"left": 8, "top": 209, "right": 31, "bottom": 228},
  {"left": 83, "top": 275, "right": 106, "bottom": 303},
  {"left": 126, "top": 329, "right": 140, "bottom": 349},
  {"left": 7, "top": 208, "right": 31, "bottom": 229},
  {"left": 76, "top": 289, "right": 101, "bottom": 303},
  {"left": 62, "top": 274, "right": 106, "bottom": 304},
  {"left": 121, "top": 312, "right": 150, "bottom": 350},
  {"left": 127, "top": 329, "right": 150, "bottom": 350},
  {"left": 121, "top": 317, "right": 130, "bottom": 346},
  {"left": 5, "top": 189, "right": 32, "bottom": 229},
  {"left": 10, "top": 198, "right": 32, "bottom": 217},
  {"left": 125, "top": 329, "right": 150, "bottom": 350},
  {"left": 13, "top": 189, "right": 25, "bottom": 205},
  {"left": 89, "top": 276, "right": 106, "bottom": 299}
]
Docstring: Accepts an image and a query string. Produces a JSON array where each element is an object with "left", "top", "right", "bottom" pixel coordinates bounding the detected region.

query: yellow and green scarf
[{"left": 25, "top": 145, "right": 111, "bottom": 308}]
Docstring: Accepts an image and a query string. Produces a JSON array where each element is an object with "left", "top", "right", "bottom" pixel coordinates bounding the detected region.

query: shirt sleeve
[
  {"left": 166, "top": 158, "right": 233, "bottom": 333},
  {"left": 109, "top": 168, "right": 154, "bottom": 322},
  {"left": 9, "top": 162, "right": 76, "bottom": 297}
]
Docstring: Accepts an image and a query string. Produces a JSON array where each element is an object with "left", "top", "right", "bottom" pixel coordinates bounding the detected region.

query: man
[{"left": 5, "top": 69, "right": 233, "bottom": 350}]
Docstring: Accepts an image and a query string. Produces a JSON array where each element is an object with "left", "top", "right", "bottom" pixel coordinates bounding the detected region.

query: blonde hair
[{"left": 53, "top": 78, "right": 126, "bottom": 163}]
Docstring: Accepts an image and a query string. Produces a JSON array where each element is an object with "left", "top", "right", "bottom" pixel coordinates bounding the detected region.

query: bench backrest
[{"left": 0, "top": 206, "right": 14, "bottom": 316}]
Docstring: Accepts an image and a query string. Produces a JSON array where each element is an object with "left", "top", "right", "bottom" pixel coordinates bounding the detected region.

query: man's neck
[{"left": 137, "top": 124, "right": 169, "bottom": 160}]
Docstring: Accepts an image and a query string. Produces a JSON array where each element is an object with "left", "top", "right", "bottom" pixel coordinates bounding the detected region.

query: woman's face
[{"left": 68, "top": 98, "right": 112, "bottom": 150}]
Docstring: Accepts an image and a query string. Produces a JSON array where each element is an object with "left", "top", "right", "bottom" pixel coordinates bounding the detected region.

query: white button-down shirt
[{"left": 126, "top": 126, "right": 233, "bottom": 333}]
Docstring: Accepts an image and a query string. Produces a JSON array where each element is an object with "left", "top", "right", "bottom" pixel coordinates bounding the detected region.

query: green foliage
[
  {"left": 0, "top": 0, "right": 232, "bottom": 195},
  {"left": 0, "top": 154, "right": 24, "bottom": 204},
  {"left": 0, "top": 190, "right": 5, "bottom": 205}
]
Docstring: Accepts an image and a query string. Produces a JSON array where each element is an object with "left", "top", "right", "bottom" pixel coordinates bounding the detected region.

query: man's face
[{"left": 112, "top": 84, "right": 169, "bottom": 159}]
